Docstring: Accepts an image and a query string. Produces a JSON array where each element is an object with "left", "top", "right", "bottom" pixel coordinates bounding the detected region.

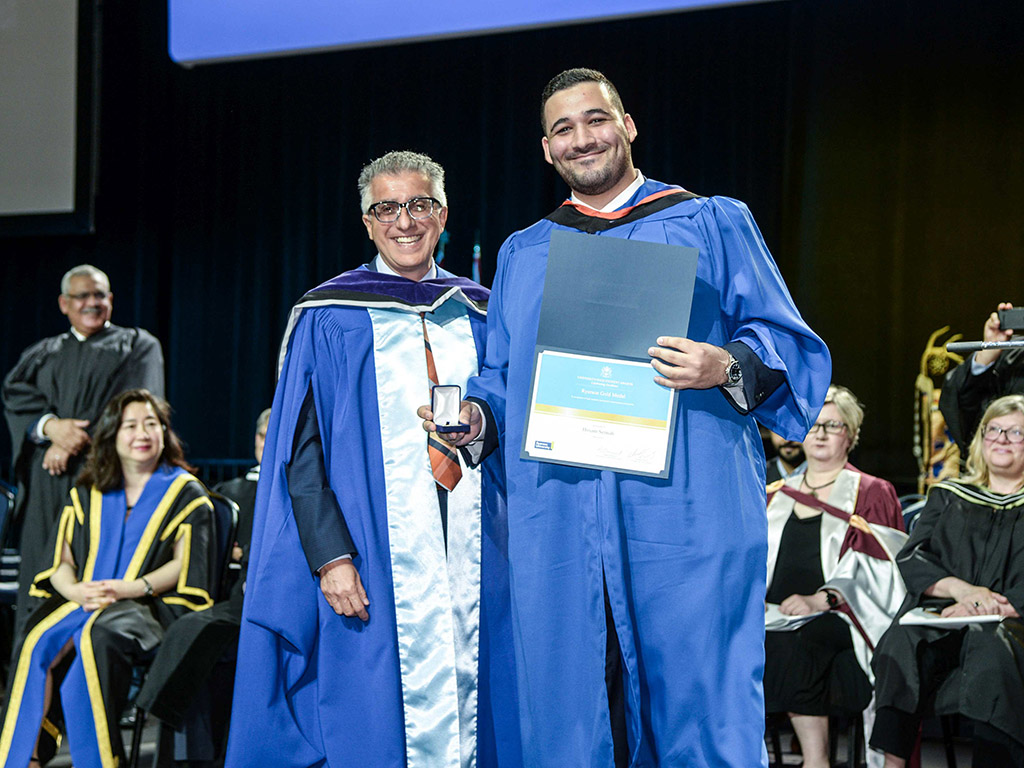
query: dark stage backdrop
[{"left": 1, "top": 0, "right": 1021, "bottom": 491}]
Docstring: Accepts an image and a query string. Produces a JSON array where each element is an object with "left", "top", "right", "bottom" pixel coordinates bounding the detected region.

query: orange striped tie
[{"left": 422, "top": 314, "right": 461, "bottom": 491}]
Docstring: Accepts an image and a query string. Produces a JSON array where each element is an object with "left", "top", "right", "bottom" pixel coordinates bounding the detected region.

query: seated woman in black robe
[
  {"left": 0, "top": 389, "right": 213, "bottom": 768},
  {"left": 765, "top": 385, "right": 906, "bottom": 768},
  {"left": 870, "top": 393, "right": 1024, "bottom": 767}
]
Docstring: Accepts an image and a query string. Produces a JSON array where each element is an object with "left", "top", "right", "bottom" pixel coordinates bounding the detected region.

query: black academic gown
[
  {"left": 872, "top": 481, "right": 1024, "bottom": 748},
  {"left": 2, "top": 324, "right": 165, "bottom": 638}
]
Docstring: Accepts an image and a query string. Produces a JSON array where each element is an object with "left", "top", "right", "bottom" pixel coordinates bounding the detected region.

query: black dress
[{"left": 764, "top": 512, "right": 872, "bottom": 716}]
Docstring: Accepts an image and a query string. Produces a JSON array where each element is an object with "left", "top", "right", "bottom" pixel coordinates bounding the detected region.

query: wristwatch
[
  {"left": 724, "top": 354, "right": 742, "bottom": 386},
  {"left": 821, "top": 589, "right": 839, "bottom": 610},
  {"left": 141, "top": 576, "right": 154, "bottom": 597}
]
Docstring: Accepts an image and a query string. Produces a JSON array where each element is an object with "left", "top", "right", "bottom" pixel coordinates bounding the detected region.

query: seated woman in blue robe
[{"left": 0, "top": 388, "right": 214, "bottom": 768}]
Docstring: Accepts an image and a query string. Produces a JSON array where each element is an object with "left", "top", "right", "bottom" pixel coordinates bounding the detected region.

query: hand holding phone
[{"left": 997, "top": 306, "right": 1024, "bottom": 333}]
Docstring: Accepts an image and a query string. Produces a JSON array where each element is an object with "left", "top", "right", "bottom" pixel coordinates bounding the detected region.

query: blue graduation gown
[
  {"left": 0, "top": 466, "right": 214, "bottom": 768},
  {"left": 466, "top": 180, "right": 832, "bottom": 767},
  {"left": 225, "top": 268, "right": 520, "bottom": 768}
]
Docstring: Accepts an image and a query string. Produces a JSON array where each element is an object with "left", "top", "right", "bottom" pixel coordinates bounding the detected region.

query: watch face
[{"left": 727, "top": 359, "right": 742, "bottom": 384}]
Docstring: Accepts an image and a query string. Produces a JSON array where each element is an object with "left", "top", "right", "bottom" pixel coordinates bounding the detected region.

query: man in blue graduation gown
[
  {"left": 226, "top": 151, "right": 519, "bottom": 768},
  {"left": 427, "top": 69, "right": 832, "bottom": 767}
]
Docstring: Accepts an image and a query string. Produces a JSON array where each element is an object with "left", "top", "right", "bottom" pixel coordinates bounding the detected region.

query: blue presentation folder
[
  {"left": 520, "top": 230, "right": 700, "bottom": 477},
  {"left": 536, "top": 230, "right": 699, "bottom": 359}
]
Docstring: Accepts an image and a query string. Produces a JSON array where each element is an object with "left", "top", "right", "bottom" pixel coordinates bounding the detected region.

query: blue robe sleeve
[
  {"left": 721, "top": 339, "right": 785, "bottom": 414},
  {"left": 700, "top": 197, "right": 831, "bottom": 438}
]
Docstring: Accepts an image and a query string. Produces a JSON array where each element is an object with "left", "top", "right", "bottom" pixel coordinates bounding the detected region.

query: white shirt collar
[
  {"left": 373, "top": 254, "right": 437, "bottom": 281},
  {"left": 70, "top": 321, "right": 111, "bottom": 342},
  {"left": 570, "top": 170, "right": 646, "bottom": 213}
]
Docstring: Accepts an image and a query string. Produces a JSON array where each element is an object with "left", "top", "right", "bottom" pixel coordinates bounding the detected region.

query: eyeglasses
[
  {"left": 983, "top": 424, "right": 1024, "bottom": 443},
  {"left": 808, "top": 420, "right": 847, "bottom": 435},
  {"left": 367, "top": 197, "right": 441, "bottom": 223},
  {"left": 65, "top": 291, "right": 110, "bottom": 302}
]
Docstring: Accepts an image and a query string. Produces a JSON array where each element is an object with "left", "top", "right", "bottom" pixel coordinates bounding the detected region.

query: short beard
[
  {"left": 554, "top": 150, "right": 631, "bottom": 198},
  {"left": 778, "top": 444, "right": 805, "bottom": 464}
]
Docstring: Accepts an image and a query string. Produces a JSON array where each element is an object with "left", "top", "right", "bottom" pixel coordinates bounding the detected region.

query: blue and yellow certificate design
[{"left": 521, "top": 348, "right": 677, "bottom": 477}]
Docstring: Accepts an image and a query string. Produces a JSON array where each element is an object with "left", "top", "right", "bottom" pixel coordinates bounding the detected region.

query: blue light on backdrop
[{"left": 169, "top": 0, "right": 781, "bottom": 66}]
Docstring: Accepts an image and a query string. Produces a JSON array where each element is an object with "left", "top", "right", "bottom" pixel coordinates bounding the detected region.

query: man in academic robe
[
  {"left": 211, "top": 406, "right": 270, "bottom": 557},
  {"left": 2, "top": 264, "right": 164, "bottom": 641},
  {"left": 939, "top": 301, "right": 1024, "bottom": 455},
  {"left": 225, "top": 152, "right": 519, "bottom": 768},
  {"left": 425, "top": 69, "right": 831, "bottom": 767}
]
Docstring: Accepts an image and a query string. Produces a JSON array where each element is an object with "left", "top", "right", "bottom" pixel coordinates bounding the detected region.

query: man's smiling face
[
  {"left": 361, "top": 171, "right": 447, "bottom": 281},
  {"left": 541, "top": 81, "right": 637, "bottom": 204},
  {"left": 59, "top": 273, "right": 112, "bottom": 337}
]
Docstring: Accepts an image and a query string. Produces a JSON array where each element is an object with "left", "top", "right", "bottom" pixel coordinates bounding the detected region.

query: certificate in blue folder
[{"left": 521, "top": 230, "right": 699, "bottom": 477}]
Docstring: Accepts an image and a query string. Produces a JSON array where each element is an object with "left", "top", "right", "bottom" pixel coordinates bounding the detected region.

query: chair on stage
[
  {"left": 766, "top": 711, "right": 866, "bottom": 768},
  {"left": 0, "top": 479, "right": 20, "bottom": 606},
  {"left": 1, "top": 479, "right": 21, "bottom": 689}
]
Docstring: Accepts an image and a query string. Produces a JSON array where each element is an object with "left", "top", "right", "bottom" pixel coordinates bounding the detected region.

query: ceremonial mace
[{"left": 945, "top": 339, "right": 1024, "bottom": 355}]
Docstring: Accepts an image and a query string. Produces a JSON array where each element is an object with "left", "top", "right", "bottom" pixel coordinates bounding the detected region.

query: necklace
[{"left": 802, "top": 475, "right": 838, "bottom": 499}]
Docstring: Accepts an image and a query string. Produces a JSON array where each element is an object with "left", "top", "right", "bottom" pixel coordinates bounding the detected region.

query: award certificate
[
  {"left": 520, "top": 230, "right": 698, "bottom": 477},
  {"left": 521, "top": 348, "right": 677, "bottom": 477}
]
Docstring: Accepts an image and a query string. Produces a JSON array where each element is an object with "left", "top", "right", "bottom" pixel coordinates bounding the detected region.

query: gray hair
[
  {"left": 256, "top": 407, "right": 272, "bottom": 436},
  {"left": 61, "top": 264, "right": 110, "bottom": 295},
  {"left": 357, "top": 150, "right": 446, "bottom": 213}
]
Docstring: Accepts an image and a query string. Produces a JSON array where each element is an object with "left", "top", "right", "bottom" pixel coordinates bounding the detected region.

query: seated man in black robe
[
  {"left": 209, "top": 407, "right": 268, "bottom": 590},
  {"left": 939, "top": 301, "right": 1024, "bottom": 455}
]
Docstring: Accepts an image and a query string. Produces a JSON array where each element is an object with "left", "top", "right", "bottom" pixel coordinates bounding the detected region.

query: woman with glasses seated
[
  {"left": 0, "top": 389, "right": 213, "bottom": 768},
  {"left": 764, "top": 384, "right": 907, "bottom": 768},
  {"left": 869, "top": 394, "right": 1024, "bottom": 767}
]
